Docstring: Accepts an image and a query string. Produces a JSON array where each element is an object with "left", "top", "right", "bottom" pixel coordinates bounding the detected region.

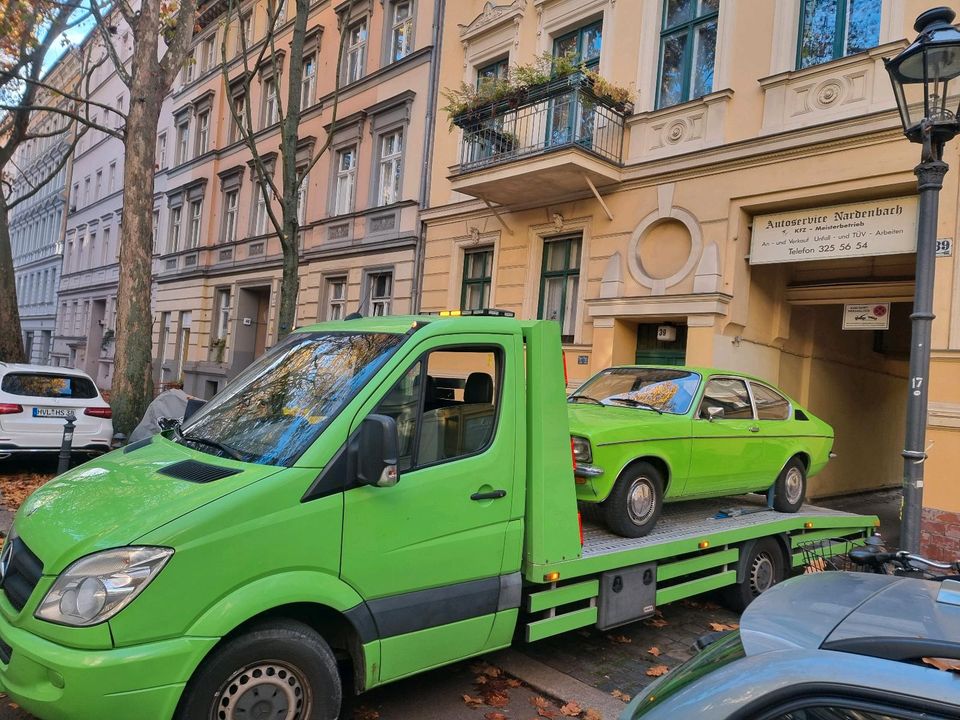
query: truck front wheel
[
  {"left": 603, "top": 462, "right": 664, "bottom": 538},
  {"left": 175, "top": 619, "right": 342, "bottom": 720}
]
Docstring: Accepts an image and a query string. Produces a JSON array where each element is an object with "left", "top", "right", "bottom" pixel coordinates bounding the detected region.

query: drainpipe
[{"left": 411, "top": 0, "right": 445, "bottom": 314}]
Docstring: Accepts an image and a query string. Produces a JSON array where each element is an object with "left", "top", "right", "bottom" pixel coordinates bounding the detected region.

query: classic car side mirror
[
  {"left": 354, "top": 414, "right": 400, "bottom": 488},
  {"left": 706, "top": 406, "right": 725, "bottom": 421}
]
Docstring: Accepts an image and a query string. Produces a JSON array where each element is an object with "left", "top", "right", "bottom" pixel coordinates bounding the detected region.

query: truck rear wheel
[
  {"left": 175, "top": 619, "right": 341, "bottom": 720},
  {"left": 722, "top": 538, "right": 786, "bottom": 612},
  {"left": 603, "top": 462, "right": 664, "bottom": 538}
]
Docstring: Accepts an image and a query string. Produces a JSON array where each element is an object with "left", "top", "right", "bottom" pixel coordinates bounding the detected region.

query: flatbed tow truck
[{"left": 0, "top": 313, "right": 876, "bottom": 719}]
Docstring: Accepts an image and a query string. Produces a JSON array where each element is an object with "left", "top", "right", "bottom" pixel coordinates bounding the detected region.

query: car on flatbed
[
  {"left": 0, "top": 363, "right": 112, "bottom": 459},
  {"left": 0, "top": 313, "right": 874, "bottom": 720},
  {"left": 568, "top": 366, "right": 834, "bottom": 537}
]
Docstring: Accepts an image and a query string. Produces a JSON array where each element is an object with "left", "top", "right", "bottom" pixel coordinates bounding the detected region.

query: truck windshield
[
  {"left": 569, "top": 368, "right": 701, "bottom": 414},
  {"left": 179, "top": 331, "right": 405, "bottom": 466}
]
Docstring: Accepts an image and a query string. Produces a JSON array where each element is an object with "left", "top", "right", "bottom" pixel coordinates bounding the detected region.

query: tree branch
[
  {"left": 88, "top": 0, "right": 132, "bottom": 86},
  {"left": 7, "top": 123, "right": 90, "bottom": 211}
]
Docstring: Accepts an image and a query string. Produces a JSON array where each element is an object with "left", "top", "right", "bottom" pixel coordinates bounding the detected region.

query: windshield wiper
[
  {"left": 606, "top": 398, "right": 664, "bottom": 414},
  {"left": 175, "top": 426, "right": 245, "bottom": 461},
  {"left": 568, "top": 394, "right": 604, "bottom": 405}
]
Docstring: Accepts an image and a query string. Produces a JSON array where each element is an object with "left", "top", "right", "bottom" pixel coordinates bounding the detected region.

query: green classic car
[{"left": 568, "top": 366, "right": 835, "bottom": 538}]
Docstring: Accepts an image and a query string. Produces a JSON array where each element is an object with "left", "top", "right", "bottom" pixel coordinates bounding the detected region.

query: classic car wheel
[
  {"left": 175, "top": 620, "right": 341, "bottom": 720},
  {"left": 772, "top": 458, "right": 806, "bottom": 513},
  {"left": 604, "top": 462, "right": 664, "bottom": 538},
  {"left": 722, "top": 538, "right": 786, "bottom": 612}
]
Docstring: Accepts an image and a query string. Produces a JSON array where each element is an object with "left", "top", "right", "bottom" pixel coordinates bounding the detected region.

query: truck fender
[
  {"left": 733, "top": 534, "right": 792, "bottom": 585},
  {"left": 186, "top": 570, "right": 371, "bottom": 639}
]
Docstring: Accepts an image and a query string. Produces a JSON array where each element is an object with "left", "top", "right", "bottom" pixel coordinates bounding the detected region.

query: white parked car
[{"left": 0, "top": 363, "right": 113, "bottom": 459}]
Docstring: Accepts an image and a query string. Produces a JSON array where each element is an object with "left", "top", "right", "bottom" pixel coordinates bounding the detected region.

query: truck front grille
[{"left": 0, "top": 536, "right": 43, "bottom": 612}]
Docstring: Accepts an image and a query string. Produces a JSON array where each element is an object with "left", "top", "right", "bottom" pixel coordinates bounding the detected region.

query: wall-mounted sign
[
  {"left": 751, "top": 197, "right": 918, "bottom": 265},
  {"left": 937, "top": 238, "right": 953, "bottom": 257},
  {"left": 656, "top": 325, "right": 677, "bottom": 342},
  {"left": 577, "top": 355, "right": 589, "bottom": 365},
  {"left": 843, "top": 303, "right": 890, "bottom": 330}
]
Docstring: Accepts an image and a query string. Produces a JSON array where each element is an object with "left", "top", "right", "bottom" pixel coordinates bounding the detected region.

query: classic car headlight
[
  {"left": 36, "top": 546, "right": 173, "bottom": 626},
  {"left": 571, "top": 436, "right": 592, "bottom": 464}
]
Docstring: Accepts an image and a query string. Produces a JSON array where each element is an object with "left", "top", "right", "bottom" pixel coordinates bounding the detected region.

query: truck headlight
[
  {"left": 571, "top": 436, "right": 592, "bottom": 464},
  {"left": 36, "top": 547, "right": 173, "bottom": 626}
]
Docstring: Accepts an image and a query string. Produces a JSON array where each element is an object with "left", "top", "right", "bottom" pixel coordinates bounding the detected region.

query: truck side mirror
[
  {"left": 706, "top": 406, "right": 725, "bottom": 421},
  {"left": 354, "top": 414, "right": 400, "bottom": 488}
]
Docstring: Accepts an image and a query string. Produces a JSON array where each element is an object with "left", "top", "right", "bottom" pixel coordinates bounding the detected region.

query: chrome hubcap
[
  {"left": 214, "top": 662, "right": 309, "bottom": 720},
  {"left": 784, "top": 467, "right": 804, "bottom": 505},
  {"left": 750, "top": 553, "right": 775, "bottom": 596},
  {"left": 627, "top": 477, "right": 656, "bottom": 525}
]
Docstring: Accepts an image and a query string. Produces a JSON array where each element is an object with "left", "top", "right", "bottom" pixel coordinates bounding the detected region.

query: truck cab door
[{"left": 340, "top": 337, "right": 519, "bottom": 684}]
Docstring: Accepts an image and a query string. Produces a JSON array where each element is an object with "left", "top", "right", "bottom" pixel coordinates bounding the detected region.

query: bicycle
[{"left": 799, "top": 534, "right": 960, "bottom": 581}]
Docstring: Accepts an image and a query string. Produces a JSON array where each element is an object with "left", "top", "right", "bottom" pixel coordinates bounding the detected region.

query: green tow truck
[{"left": 0, "top": 313, "right": 876, "bottom": 720}]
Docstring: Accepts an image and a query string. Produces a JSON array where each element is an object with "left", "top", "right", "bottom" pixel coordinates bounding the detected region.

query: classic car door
[{"left": 686, "top": 376, "right": 767, "bottom": 495}]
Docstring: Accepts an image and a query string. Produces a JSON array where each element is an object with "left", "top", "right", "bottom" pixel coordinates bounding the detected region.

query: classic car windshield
[
  {"left": 179, "top": 331, "right": 405, "bottom": 466},
  {"left": 571, "top": 368, "right": 701, "bottom": 414}
]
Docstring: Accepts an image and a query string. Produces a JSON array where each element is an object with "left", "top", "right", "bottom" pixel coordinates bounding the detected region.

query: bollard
[{"left": 57, "top": 412, "right": 77, "bottom": 475}]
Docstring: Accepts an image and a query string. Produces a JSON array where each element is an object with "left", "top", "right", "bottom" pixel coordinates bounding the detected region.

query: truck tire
[
  {"left": 722, "top": 538, "right": 786, "bottom": 612},
  {"left": 603, "top": 462, "right": 664, "bottom": 538},
  {"left": 772, "top": 457, "right": 806, "bottom": 513},
  {"left": 175, "top": 619, "right": 341, "bottom": 720}
]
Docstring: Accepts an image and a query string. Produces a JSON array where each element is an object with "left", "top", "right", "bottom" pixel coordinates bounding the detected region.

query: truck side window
[
  {"left": 371, "top": 347, "right": 502, "bottom": 471},
  {"left": 699, "top": 378, "right": 753, "bottom": 419}
]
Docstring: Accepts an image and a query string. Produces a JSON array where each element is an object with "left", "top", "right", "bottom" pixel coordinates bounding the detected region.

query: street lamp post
[{"left": 884, "top": 7, "right": 960, "bottom": 553}]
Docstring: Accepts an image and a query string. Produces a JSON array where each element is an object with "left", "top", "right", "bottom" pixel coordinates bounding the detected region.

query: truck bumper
[{"left": 0, "top": 614, "right": 217, "bottom": 720}]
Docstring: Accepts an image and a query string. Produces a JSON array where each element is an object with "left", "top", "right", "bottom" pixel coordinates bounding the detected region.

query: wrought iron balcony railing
[{"left": 453, "top": 72, "right": 631, "bottom": 173}]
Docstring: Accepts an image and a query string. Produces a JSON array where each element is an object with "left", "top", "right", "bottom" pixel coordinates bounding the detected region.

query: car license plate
[{"left": 33, "top": 407, "right": 74, "bottom": 418}]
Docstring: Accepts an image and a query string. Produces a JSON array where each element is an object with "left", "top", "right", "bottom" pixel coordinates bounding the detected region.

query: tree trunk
[
  {"left": 0, "top": 200, "right": 26, "bottom": 363},
  {"left": 111, "top": 82, "right": 163, "bottom": 435}
]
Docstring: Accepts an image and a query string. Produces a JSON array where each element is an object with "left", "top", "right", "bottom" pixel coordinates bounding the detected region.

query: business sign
[
  {"left": 842, "top": 303, "right": 890, "bottom": 330},
  {"left": 750, "top": 197, "right": 918, "bottom": 265}
]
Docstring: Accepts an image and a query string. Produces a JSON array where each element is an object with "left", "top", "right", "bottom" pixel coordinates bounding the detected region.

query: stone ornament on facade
[{"left": 459, "top": 1, "right": 526, "bottom": 42}]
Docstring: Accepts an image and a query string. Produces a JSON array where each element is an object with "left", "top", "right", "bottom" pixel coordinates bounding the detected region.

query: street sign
[{"left": 843, "top": 302, "right": 890, "bottom": 330}]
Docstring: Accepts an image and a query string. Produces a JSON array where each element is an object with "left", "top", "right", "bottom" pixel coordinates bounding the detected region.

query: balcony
[{"left": 449, "top": 72, "right": 630, "bottom": 206}]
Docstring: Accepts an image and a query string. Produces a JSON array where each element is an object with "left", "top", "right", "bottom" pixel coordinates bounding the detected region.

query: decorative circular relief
[
  {"left": 814, "top": 80, "right": 844, "bottom": 108},
  {"left": 665, "top": 120, "right": 687, "bottom": 144}
]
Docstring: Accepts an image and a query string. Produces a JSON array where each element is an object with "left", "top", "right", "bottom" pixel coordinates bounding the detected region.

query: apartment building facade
[
  {"left": 152, "top": 0, "right": 440, "bottom": 398},
  {"left": 420, "top": 0, "right": 960, "bottom": 555},
  {"left": 8, "top": 53, "right": 80, "bottom": 365}
]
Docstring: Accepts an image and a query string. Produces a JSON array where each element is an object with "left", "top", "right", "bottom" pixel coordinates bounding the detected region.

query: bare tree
[{"left": 222, "top": 0, "right": 356, "bottom": 340}]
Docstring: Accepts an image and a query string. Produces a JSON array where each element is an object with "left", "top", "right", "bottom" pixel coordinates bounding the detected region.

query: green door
[
  {"left": 340, "top": 336, "right": 519, "bottom": 683},
  {"left": 635, "top": 324, "right": 687, "bottom": 366}
]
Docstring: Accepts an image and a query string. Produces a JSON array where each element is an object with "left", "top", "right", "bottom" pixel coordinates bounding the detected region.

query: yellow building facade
[{"left": 421, "top": 0, "right": 960, "bottom": 557}]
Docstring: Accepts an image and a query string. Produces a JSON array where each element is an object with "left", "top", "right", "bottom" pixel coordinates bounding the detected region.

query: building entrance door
[{"left": 635, "top": 323, "right": 687, "bottom": 366}]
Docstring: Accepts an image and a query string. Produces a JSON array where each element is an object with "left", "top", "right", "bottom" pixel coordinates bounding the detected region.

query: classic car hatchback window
[
  {"left": 752, "top": 383, "right": 790, "bottom": 420},
  {"left": 180, "top": 331, "right": 405, "bottom": 466},
  {"left": 699, "top": 378, "right": 753, "bottom": 419},
  {"left": 571, "top": 368, "right": 700, "bottom": 414}
]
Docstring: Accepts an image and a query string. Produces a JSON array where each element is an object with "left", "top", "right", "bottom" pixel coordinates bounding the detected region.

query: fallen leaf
[
  {"left": 647, "top": 646, "right": 661, "bottom": 657},
  {"left": 609, "top": 634, "right": 632, "bottom": 644},
  {"left": 463, "top": 694, "right": 485, "bottom": 708},
  {"left": 530, "top": 696, "right": 551, "bottom": 709},
  {"left": 923, "top": 656, "right": 960, "bottom": 672},
  {"left": 505, "top": 677, "right": 522, "bottom": 688},
  {"left": 644, "top": 618, "right": 669, "bottom": 628},
  {"left": 646, "top": 665, "right": 670, "bottom": 677},
  {"left": 484, "top": 664, "right": 503, "bottom": 678},
  {"left": 475, "top": 674, "right": 489, "bottom": 685},
  {"left": 485, "top": 691, "right": 510, "bottom": 708},
  {"left": 484, "top": 714, "right": 508, "bottom": 720},
  {"left": 352, "top": 707, "right": 380, "bottom": 720},
  {"left": 709, "top": 622, "right": 739, "bottom": 632},
  {"left": 700, "top": 601, "right": 721, "bottom": 610},
  {"left": 538, "top": 708, "right": 558, "bottom": 719},
  {"left": 584, "top": 710, "right": 602, "bottom": 720},
  {"left": 560, "top": 701, "right": 582, "bottom": 716},
  {"left": 611, "top": 689, "right": 631, "bottom": 702}
]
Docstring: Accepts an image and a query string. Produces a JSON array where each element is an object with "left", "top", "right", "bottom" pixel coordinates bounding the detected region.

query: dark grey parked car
[{"left": 621, "top": 572, "right": 960, "bottom": 719}]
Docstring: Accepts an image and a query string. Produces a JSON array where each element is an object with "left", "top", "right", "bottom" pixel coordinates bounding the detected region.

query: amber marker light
[
  {"left": 544, "top": 571, "right": 560, "bottom": 582},
  {"left": 804, "top": 522, "right": 814, "bottom": 529},
  {"left": 698, "top": 541, "right": 710, "bottom": 549}
]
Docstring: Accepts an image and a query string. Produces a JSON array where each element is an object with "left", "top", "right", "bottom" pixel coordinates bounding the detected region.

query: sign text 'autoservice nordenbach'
[{"left": 750, "top": 197, "right": 918, "bottom": 265}]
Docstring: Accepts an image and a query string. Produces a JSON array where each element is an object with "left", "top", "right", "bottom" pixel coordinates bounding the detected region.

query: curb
[{"left": 489, "top": 648, "right": 628, "bottom": 720}]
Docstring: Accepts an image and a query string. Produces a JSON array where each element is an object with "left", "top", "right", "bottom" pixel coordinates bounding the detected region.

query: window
[
  {"left": 698, "top": 377, "right": 753, "bottom": 419},
  {"left": 214, "top": 288, "right": 231, "bottom": 340},
  {"left": 1, "top": 373, "right": 98, "bottom": 399},
  {"left": 70, "top": 183, "right": 78, "bottom": 209},
  {"left": 175, "top": 117, "right": 190, "bottom": 164},
  {"left": 230, "top": 94, "right": 245, "bottom": 143},
  {"left": 252, "top": 185, "right": 269, "bottom": 235},
  {"left": 169, "top": 206, "right": 182, "bottom": 253},
  {"left": 296, "top": 170, "right": 308, "bottom": 224},
  {"left": 752, "top": 383, "right": 791, "bottom": 420},
  {"left": 538, "top": 235, "right": 581, "bottom": 342},
  {"left": 108, "top": 162, "right": 116, "bottom": 192},
  {"left": 367, "top": 271, "right": 392, "bottom": 316},
  {"left": 346, "top": 19, "right": 367, "bottom": 82},
  {"left": 797, "top": 0, "right": 881, "bottom": 69},
  {"left": 188, "top": 199, "right": 203, "bottom": 248},
  {"left": 461, "top": 249, "right": 492, "bottom": 310},
  {"left": 325, "top": 276, "right": 347, "bottom": 320},
  {"left": 333, "top": 145, "right": 356, "bottom": 215},
  {"left": 195, "top": 110, "right": 210, "bottom": 155},
  {"left": 115, "top": 95, "right": 124, "bottom": 128},
  {"left": 263, "top": 79, "right": 279, "bottom": 127},
  {"left": 238, "top": 12, "right": 252, "bottom": 54},
  {"left": 83, "top": 177, "right": 90, "bottom": 205},
  {"left": 657, "top": 0, "right": 719, "bottom": 109},
  {"left": 372, "top": 347, "right": 501, "bottom": 471},
  {"left": 269, "top": 0, "right": 286, "bottom": 25},
  {"left": 202, "top": 36, "right": 216, "bottom": 72},
  {"left": 159, "top": 311, "right": 172, "bottom": 375},
  {"left": 301, "top": 53, "right": 317, "bottom": 107},
  {"left": 390, "top": 1, "right": 414, "bottom": 62},
  {"left": 176, "top": 311, "right": 191, "bottom": 381},
  {"left": 222, "top": 189, "right": 239, "bottom": 243},
  {"left": 477, "top": 58, "right": 509, "bottom": 89},
  {"left": 94, "top": 170, "right": 102, "bottom": 200},
  {"left": 101, "top": 226, "right": 111, "bottom": 265},
  {"left": 152, "top": 210, "right": 160, "bottom": 253},
  {"left": 156, "top": 133, "right": 167, "bottom": 170},
  {"left": 184, "top": 50, "right": 196, "bottom": 83},
  {"left": 377, "top": 130, "right": 402, "bottom": 206},
  {"left": 553, "top": 20, "right": 602, "bottom": 69}
]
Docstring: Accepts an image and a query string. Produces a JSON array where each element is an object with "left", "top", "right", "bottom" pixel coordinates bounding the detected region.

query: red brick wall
[{"left": 921, "top": 507, "right": 960, "bottom": 562}]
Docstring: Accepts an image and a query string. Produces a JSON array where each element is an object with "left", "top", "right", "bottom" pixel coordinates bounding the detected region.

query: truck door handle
[
  {"left": 471, "top": 489, "right": 507, "bottom": 501},
  {"left": 748, "top": 425, "right": 760, "bottom": 433}
]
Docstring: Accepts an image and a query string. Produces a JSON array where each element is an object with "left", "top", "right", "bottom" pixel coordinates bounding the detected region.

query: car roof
[{"left": 0, "top": 362, "right": 93, "bottom": 379}]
